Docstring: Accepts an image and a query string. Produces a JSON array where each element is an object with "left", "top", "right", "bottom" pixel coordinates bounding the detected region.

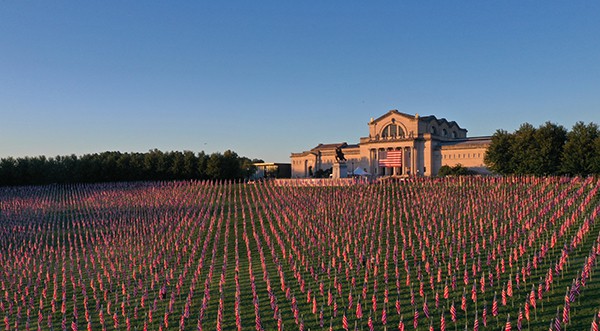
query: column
[
  {"left": 396, "top": 148, "right": 400, "bottom": 176},
  {"left": 404, "top": 147, "right": 411, "bottom": 176},
  {"left": 370, "top": 149, "right": 376, "bottom": 175},
  {"left": 412, "top": 146, "right": 417, "bottom": 176}
]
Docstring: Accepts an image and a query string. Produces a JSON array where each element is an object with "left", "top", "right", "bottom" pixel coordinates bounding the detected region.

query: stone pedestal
[{"left": 332, "top": 162, "right": 348, "bottom": 179}]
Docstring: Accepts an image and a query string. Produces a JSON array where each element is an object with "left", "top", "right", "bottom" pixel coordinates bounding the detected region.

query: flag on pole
[
  {"left": 553, "top": 316, "right": 561, "bottom": 331},
  {"left": 398, "top": 316, "right": 405, "bottom": 331},
  {"left": 414, "top": 309, "right": 419, "bottom": 329},
  {"left": 378, "top": 150, "right": 402, "bottom": 167},
  {"left": 440, "top": 313, "right": 446, "bottom": 331},
  {"left": 342, "top": 312, "right": 348, "bottom": 330}
]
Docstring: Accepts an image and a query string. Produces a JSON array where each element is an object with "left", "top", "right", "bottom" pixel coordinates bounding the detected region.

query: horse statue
[{"left": 335, "top": 147, "right": 346, "bottom": 162}]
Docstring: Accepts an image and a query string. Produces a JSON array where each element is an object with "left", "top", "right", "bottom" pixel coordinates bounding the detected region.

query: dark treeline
[
  {"left": 484, "top": 121, "right": 600, "bottom": 176},
  {"left": 0, "top": 149, "right": 262, "bottom": 186}
]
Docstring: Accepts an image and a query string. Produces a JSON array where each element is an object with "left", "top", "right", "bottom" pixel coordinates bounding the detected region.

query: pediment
[{"left": 370, "top": 110, "right": 416, "bottom": 125}]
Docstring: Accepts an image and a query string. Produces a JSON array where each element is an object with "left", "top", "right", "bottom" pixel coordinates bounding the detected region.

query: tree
[
  {"left": 239, "top": 157, "right": 257, "bottom": 179},
  {"left": 182, "top": 151, "right": 198, "bottom": 179},
  {"left": 437, "top": 164, "right": 476, "bottom": 177},
  {"left": 593, "top": 136, "right": 600, "bottom": 174},
  {"left": 170, "top": 151, "right": 186, "bottom": 180},
  {"left": 532, "top": 122, "right": 566, "bottom": 176},
  {"left": 0, "top": 157, "right": 17, "bottom": 186},
  {"left": 561, "top": 121, "right": 599, "bottom": 175},
  {"left": 197, "top": 151, "right": 208, "bottom": 179},
  {"left": 0, "top": 148, "right": 260, "bottom": 185},
  {"left": 221, "top": 150, "right": 241, "bottom": 180},
  {"left": 484, "top": 129, "right": 514, "bottom": 175},
  {"left": 116, "top": 153, "right": 133, "bottom": 182},
  {"left": 156, "top": 150, "right": 172, "bottom": 180},
  {"left": 100, "top": 152, "right": 121, "bottom": 182},
  {"left": 206, "top": 153, "right": 224, "bottom": 179},
  {"left": 510, "top": 123, "right": 538, "bottom": 175}
]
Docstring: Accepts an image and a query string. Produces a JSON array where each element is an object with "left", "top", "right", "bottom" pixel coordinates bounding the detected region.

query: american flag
[
  {"left": 356, "top": 301, "right": 363, "bottom": 319},
  {"left": 413, "top": 309, "right": 419, "bottom": 329},
  {"left": 440, "top": 313, "right": 446, "bottom": 331},
  {"left": 553, "top": 316, "right": 561, "bottom": 331},
  {"left": 492, "top": 293, "right": 498, "bottom": 316},
  {"left": 378, "top": 150, "right": 402, "bottom": 167}
]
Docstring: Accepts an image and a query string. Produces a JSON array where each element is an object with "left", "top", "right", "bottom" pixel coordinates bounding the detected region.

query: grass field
[{"left": 0, "top": 177, "right": 599, "bottom": 330}]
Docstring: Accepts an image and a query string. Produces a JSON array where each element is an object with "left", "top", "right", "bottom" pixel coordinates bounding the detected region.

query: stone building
[{"left": 290, "top": 110, "right": 492, "bottom": 177}]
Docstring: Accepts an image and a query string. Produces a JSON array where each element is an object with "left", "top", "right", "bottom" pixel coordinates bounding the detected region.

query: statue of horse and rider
[{"left": 335, "top": 147, "right": 346, "bottom": 162}]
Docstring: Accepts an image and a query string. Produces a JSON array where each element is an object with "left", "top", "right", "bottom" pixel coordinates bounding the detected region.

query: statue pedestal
[{"left": 332, "top": 162, "right": 348, "bottom": 179}]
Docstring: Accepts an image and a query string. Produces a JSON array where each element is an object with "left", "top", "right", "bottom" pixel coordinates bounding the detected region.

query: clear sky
[{"left": 2, "top": 2, "right": 599, "bottom": 163}]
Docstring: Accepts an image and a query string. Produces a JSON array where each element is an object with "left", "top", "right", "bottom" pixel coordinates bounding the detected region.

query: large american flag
[{"left": 378, "top": 150, "right": 402, "bottom": 167}]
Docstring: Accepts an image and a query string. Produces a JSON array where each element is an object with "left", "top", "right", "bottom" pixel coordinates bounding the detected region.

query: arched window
[
  {"left": 442, "top": 128, "right": 448, "bottom": 137},
  {"left": 430, "top": 126, "right": 437, "bottom": 135},
  {"left": 452, "top": 131, "right": 457, "bottom": 138},
  {"left": 381, "top": 124, "right": 405, "bottom": 139}
]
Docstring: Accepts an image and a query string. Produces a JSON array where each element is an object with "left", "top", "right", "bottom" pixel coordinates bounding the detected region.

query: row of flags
[{"left": 0, "top": 177, "right": 598, "bottom": 330}]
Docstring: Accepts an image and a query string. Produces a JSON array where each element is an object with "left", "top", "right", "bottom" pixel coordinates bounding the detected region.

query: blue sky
[{"left": 2, "top": 2, "right": 599, "bottom": 162}]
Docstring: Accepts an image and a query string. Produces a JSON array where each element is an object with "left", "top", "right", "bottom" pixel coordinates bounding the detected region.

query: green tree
[
  {"left": 197, "top": 151, "right": 208, "bottom": 179},
  {"left": 561, "top": 121, "right": 599, "bottom": 175},
  {"left": 170, "top": 151, "right": 185, "bottom": 180},
  {"left": 437, "top": 164, "right": 475, "bottom": 177},
  {"left": 484, "top": 129, "right": 514, "bottom": 174},
  {"left": 510, "top": 123, "right": 538, "bottom": 175},
  {"left": 182, "top": 151, "right": 199, "bottom": 179},
  {"left": 100, "top": 152, "right": 120, "bottom": 182},
  {"left": 221, "top": 150, "right": 241, "bottom": 179},
  {"left": 143, "top": 150, "right": 161, "bottom": 180},
  {"left": 116, "top": 153, "right": 133, "bottom": 181},
  {"left": 239, "top": 157, "right": 257, "bottom": 179},
  {"left": 593, "top": 136, "right": 600, "bottom": 174},
  {"left": 156, "top": 150, "right": 172, "bottom": 180},
  {"left": 0, "top": 148, "right": 258, "bottom": 186},
  {"left": 532, "top": 122, "right": 567, "bottom": 176},
  {"left": 206, "top": 152, "right": 224, "bottom": 179},
  {"left": 0, "top": 157, "right": 17, "bottom": 186}
]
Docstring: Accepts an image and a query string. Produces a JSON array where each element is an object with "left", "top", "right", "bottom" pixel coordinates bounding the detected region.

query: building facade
[
  {"left": 252, "top": 162, "right": 291, "bottom": 179},
  {"left": 290, "top": 110, "right": 492, "bottom": 177}
]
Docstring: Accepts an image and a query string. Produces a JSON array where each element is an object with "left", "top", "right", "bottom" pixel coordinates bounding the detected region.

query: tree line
[
  {"left": 484, "top": 121, "right": 600, "bottom": 176},
  {"left": 0, "top": 149, "right": 262, "bottom": 186}
]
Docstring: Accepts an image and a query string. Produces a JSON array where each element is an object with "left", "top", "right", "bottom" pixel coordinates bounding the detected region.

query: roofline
[
  {"left": 370, "top": 110, "right": 415, "bottom": 124},
  {"left": 423, "top": 116, "right": 468, "bottom": 132}
]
